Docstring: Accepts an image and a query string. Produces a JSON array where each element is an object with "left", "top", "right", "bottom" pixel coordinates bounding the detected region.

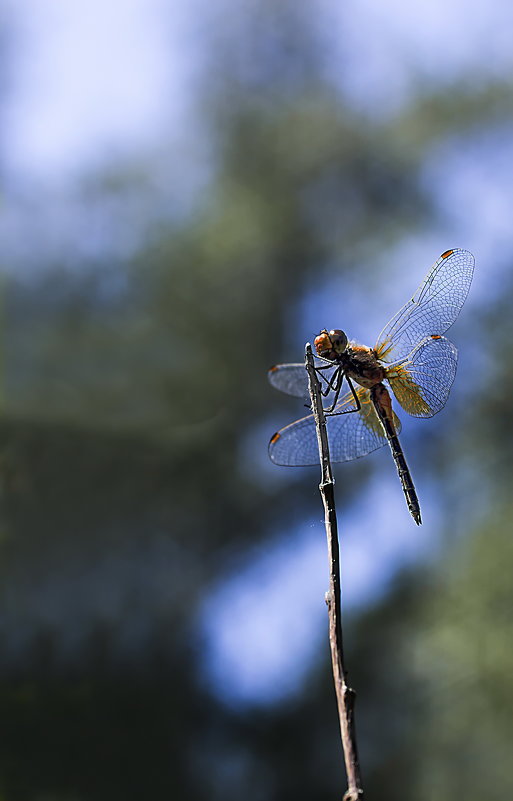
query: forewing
[
  {"left": 375, "top": 248, "right": 474, "bottom": 363},
  {"left": 269, "top": 387, "right": 401, "bottom": 466},
  {"left": 386, "top": 335, "right": 458, "bottom": 418}
]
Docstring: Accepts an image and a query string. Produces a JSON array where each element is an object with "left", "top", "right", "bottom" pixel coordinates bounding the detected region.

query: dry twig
[{"left": 304, "top": 343, "right": 363, "bottom": 801}]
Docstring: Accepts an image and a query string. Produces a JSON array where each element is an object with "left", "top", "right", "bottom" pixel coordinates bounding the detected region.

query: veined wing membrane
[
  {"left": 386, "top": 335, "right": 458, "bottom": 418},
  {"left": 268, "top": 363, "right": 309, "bottom": 398},
  {"left": 268, "top": 361, "right": 339, "bottom": 400},
  {"left": 375, "top": 249, "right": 474, "bottom": 363},
  {"left": 330, "top": 387, "right": 401, "bottom": 462},
  {"left": 269, "top": 387, "right": 402, "bottom": 465}
]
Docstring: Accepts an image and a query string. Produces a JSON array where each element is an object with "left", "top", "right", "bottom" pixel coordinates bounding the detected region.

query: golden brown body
[{"left": 342, "top": 343, "right": 386, "bottom": 389}]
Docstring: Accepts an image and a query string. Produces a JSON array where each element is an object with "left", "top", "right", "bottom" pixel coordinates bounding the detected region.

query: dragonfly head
[{"left": 314, "top": 329, "right": 348, "bottom": 360}]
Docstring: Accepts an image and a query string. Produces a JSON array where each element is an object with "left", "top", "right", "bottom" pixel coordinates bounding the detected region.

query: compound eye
[
  {"left": 314, "top": 331, "right": 333, "bottom": 357},
  {"left": 329, "top": 329, "right": 347, "bottom": 353}
]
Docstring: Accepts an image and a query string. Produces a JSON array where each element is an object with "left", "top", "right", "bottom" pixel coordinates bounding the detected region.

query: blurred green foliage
[{"left": 2, "top": 4, "right": 513, "bottom": 800}]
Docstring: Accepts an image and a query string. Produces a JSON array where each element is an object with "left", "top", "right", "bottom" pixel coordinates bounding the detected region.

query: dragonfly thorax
[{"left": 344, "top": 344, "right": 387, "bottom": 388}]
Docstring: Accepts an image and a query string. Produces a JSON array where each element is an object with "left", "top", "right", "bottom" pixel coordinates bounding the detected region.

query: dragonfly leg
[
  {"left": 319, "top": 365, "right": 343, "bottom": 398},
  {"left": 322, "top": 368, "right": 345, "bottom": 412},
  {"left": 313, "top": 363, "right": 340, "bottom": 396},
  {"left": 325, "top": 376, "right": 361, "bottom": 417},
  {"left": 304, "top": 364, "right": 342, "bottom": 410}
]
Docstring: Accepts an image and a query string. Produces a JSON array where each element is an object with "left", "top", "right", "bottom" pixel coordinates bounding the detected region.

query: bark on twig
[{"left": 305, "top": 344, "right": 363, "bottom": 801}]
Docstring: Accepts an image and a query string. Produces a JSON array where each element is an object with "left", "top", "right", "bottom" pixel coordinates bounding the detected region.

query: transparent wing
[
  {"left": 375, "top": 248, "right": 474, "bottom": 363},
  {"left": 268, "top": 362, "right": 339, "bottom": 399},
  {"left": 268, "top": 363, "right": 309, "bottom": 398},
  {"left": 330, "top": 387, "right": 400, "bottom": 462},
  {"left": 269, "top": 387, "right": 401, "bottom": 466},
  {"left": 386, "top": 335, "right": 458, "bottom": 418},
  {"left": 268, "top": 413, "right": 319, "bottom": 465}
]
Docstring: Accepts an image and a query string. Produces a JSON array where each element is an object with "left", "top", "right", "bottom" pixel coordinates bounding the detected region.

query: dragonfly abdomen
[{"left": 370, "top": 383, "right": 422, "bottom": 525}]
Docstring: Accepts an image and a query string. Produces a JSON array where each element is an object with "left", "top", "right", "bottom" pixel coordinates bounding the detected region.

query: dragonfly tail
[{"left": 371, "top": 384, "right": 422, "bottom": 525}]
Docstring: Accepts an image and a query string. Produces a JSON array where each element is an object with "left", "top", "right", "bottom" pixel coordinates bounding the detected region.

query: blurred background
[{"left": 1, "top": 0, "right": 513, "bottom": 798}]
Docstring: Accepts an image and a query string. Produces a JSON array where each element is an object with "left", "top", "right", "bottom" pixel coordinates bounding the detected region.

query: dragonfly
[{"left": 268, "top": 248, "right": 475, "bottom": 525}]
